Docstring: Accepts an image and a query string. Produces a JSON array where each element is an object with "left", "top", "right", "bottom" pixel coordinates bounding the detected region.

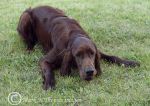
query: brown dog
[{"left": 17, "top": 6, "right": 140, "bottom": 90}]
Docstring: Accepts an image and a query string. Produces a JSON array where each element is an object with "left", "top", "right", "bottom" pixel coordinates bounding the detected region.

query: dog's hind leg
[{"left": 17, "top": 9, "right": 37, "bottom": 51}]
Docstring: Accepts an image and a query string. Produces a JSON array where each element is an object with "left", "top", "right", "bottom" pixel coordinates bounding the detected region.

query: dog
[{"left": 17, "top": 6, "right": 140, "bottom": 90}]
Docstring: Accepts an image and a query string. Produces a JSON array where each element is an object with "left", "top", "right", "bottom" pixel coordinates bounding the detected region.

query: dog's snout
[
  {"left": 86, "top": 70, "right": 94, "bottom": 76},
  {"left": 85, "top": 67, "right": 94, "bottom": 76}
]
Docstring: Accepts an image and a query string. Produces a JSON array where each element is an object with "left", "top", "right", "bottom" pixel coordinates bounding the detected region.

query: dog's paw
[{"left": 42, "top": 80, "right": 56, "bottom": 90}]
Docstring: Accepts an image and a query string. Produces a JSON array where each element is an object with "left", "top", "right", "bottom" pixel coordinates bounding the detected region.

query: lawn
[{"left": 0, "top": 0, "right": 150, "bottom": 105}]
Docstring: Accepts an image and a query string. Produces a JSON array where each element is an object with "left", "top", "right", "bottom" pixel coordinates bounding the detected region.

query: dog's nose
[
  {"left": 86, "top": 70, "right": 94, "bottom": 76},
  {"left": 85, "top": 67, "right": 95, "bottom": 76}
]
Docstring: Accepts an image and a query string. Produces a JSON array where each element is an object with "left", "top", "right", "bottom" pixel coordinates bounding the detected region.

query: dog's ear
[
  {"left": 60, "top": 49, "right": 72, "bottom": 76},
  {"left": 95, "top": 47, "right": 102, "bottom": 76}
]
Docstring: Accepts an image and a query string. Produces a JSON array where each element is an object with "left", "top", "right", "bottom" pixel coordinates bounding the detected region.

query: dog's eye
[
  {"left": 76, "top": 53, "right": 81, "bottom": 57},
  {"left": 76, "top": 52, "right": 83, "bottom": 58},
  {"left": 89, "top": 51, "right": 94, "bottom": 55}
]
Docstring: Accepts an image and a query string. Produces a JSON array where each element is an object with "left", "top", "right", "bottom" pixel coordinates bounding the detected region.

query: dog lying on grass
[{"left": 17, "top": 6, "right": 140, "bottom": 90}]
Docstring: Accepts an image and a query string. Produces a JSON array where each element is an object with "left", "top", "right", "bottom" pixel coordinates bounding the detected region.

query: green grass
[{"left": 0, "top": 0, "right": 150, "bottom": 105}]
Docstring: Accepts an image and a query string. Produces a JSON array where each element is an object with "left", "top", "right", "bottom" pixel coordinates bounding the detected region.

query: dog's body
[{"left": 17, "top": 6, "right": 140, "bottom": 90}]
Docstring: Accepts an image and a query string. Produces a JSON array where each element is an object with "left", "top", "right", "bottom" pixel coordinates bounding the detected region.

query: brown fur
[{"left": 17, "top": 6, "right": 140, "bottom": 90}]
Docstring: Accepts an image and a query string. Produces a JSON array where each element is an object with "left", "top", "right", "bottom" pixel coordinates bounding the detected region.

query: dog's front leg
[
  {"left": 39, "top": 49, "right": 58, "bottom": 90},
  {"left": 60, "top": 50, "right": 72, "bottom": 76}
]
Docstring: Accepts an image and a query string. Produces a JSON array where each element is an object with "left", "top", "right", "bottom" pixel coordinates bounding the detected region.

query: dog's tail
[
  {"left": 17, "top": 8, "right": 37, "bottom": 51},
  {"left": 100, "top": 52, "right": 140, "bottom": 67}
]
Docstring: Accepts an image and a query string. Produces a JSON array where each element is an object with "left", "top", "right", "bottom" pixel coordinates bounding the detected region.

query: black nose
[{"left": 86, "top": 70, "right": 94, "bottom": 76}]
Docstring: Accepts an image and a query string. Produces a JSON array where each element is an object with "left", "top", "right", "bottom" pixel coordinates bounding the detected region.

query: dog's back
[{"left": 17, "top": 6, "right": 87, "bottom": 52}]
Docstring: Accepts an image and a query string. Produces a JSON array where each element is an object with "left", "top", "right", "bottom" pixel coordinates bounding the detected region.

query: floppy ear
[
  {"left": 60, "top": 50, "right": 72, "bottom": 76},
  {"left": 95, "top": 48, "right": 102, "bottom": 76}
]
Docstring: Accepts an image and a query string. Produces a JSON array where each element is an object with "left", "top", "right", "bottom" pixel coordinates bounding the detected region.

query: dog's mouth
[{"left": 85, "top": 77, "right": 92, "bottom": 81}]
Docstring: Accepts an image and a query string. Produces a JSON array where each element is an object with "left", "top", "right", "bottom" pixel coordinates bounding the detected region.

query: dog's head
[{"left": 70, "top": 37, "right": 101, "bottom": 81}]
